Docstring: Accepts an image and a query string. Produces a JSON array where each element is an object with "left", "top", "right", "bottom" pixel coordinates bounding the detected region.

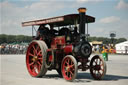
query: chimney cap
[{"left": 78, "top": 7, "right": 87, "bottom": 13}]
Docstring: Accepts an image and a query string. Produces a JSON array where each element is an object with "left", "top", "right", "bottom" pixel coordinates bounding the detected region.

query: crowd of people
[
  {"left": 0, "top": 42, "right": 116, "bottom": 54},
  {"left": 0, "top": 44, "right": 28, "bottom": 54},
  {"left": 92, "top": 44, "right": 116, "bottom": 53}
]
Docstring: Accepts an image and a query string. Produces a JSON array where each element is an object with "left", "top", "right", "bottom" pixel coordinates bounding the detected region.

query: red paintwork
[
  {"left": 51, "top": 36, "right": 72, "bottom": 54},
  {"left": 51, "top": 36, "right": 65, "bottom": 49},
  {"left": 64, "top": 44, "right": 73, "bottom": 54},
  {"left": 49, "top": 55, "right": 53, "bottom": 62}
]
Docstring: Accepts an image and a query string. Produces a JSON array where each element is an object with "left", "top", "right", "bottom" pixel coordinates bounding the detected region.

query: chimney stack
[{"left": 78, "top": 7, "right": 87, "bottom": 35}]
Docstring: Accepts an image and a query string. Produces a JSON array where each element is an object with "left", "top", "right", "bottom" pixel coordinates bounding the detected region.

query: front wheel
[
  {"left": 90, "top": 55, "right": 107, "bottom": 80},
  {"left": 61, "top": 55, "right": 78, "bottom": 81}
]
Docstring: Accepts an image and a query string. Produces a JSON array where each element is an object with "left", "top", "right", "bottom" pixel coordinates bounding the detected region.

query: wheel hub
[
  {"left": 66, "top": 66, "right": 70, "bottom": 72},
  {"left": 94, "top": 65, "right": 101, "bottom": 70},
  {"left": 32, "top": 56, "right": 38, "bottom": 62}
]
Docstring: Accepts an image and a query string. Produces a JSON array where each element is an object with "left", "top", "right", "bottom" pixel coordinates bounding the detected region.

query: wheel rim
[
  {"left": 62, "top": 57, "right": 75, "bottom": 81},
  {"left": 90, "top": 56, "right": 106, "bottom": 79},
  {"left": 26, "top": 42, "right": 43, "bottom": 77}
]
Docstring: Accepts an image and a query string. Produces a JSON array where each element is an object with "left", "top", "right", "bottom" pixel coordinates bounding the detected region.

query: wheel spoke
[
  {"left": 66, "top": 62, "right": 69, "bottom": 66},
  {"left": 28, "top": 53, "right": 34, "bottom": 57},
  {"left": 32, "top": 45, "right": 37, "bottom": 55},
  {"left": 33, "top": 49, "right": 36, "bottom": 56},
  {"left": 100, "top": 68, "right": 104, "bottom": 71},
  {"left": 37, "top": 61, "right": 42, "bottom": 67},
  {"left": 65, "top": 69, "right": 68, "bottom": 73},
  {"left": 36, "top": 45, "right": 40, "bottom": 52},
  {"left": 37, "top": 64, "right": 41, "bottom": 72},
  {"left": 70, "top": 64, "right": 74, "bottom": 68},
  {"left": 30, "top": 64, "right": 34, "bottom": 70},
  {"left": 29, "top": 62, "right": 34, "bottom": 66},
  {"left": 98, "top": 71, "right": 101, "bottom": 76},
  {"left": 37, "top": 50, "right": 42, "bottom": 56},
  {"left": 70, "top": 60, "right": 72, "bottom": 65},
  {"left": 95, "top": 61, "right": 97, "bottom": 65},
  {"left": 38, "top": 57, "right": 42, "bottom": 62},
  {"left": 66, "top": 72, "right": 69, "bottom": 76},
  {"left": 35, "top": 64, "right": 39, "bottom": 73},
  {"left": 66, "top": 59, "right": 69, "bottom": 65},
  {"left": 31, "top": 65, "right": 37, "bottom": 74},
  {"left": 32, "top": 68, "right": 35, "bottom": 73},
  {"left": 70, "top": 71, "right": 73, "bottom": 76},
  {"left": 68, "top": 59, "right": 70, "bottom": 64},
  {"left": 69, "top": 73, "right": 72, "bottom": 78},
  {"left": 64, "top": 64, "right": 67, "bottom": 68},
  {"left": 36, "top": 62, "right": 41, "bottom": 73},
  {"left": 69, "top": 59, "right": 71, "bottom": 65}
]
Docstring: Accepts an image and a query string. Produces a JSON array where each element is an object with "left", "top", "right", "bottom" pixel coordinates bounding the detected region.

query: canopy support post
[
  {"left": 87, "top": 23, "right": 88, "bottom": 41},
  {"left": 32, "top": 25, "right": 34, "bottom": 37}
]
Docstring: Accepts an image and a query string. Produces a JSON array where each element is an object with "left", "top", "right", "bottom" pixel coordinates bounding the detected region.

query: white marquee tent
[{"left": 115, "top": 41, "right": 128, "bottom": 54}]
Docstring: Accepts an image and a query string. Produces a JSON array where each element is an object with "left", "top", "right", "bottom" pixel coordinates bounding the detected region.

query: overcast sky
[{"left": 0, "top": 0, "right": 128, "bottom": 39}]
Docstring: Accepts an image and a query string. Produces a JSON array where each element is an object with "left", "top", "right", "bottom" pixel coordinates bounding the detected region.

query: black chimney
[{"left": 78, "top": 7, "right": 86, "bottom": 35}]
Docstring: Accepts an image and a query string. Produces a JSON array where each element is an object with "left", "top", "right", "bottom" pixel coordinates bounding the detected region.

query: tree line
[
  {"left": 0, "top": 34, "right": 32, "bottom": 44},
  {"left": 0, "top": 34, "right": 127, "bottom": 44}
]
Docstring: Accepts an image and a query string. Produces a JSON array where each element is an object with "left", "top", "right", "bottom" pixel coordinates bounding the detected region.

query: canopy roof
[
  {"left": 22, "top": 14, "right": 95, "bottom": 27},
  {"left": 116, "top": 41, "right": 128, "bottom": 46},
  {"left": 90, "top": 41, "right": 103, "bottom": 45}
]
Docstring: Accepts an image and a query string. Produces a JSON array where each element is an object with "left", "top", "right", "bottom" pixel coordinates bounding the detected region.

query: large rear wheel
[
  {"left": 26, "top": 40, "right": 48, "bottom": 77},
  {"left": 61, "top": 55, "right": 77, "bottom": 81},
  {"left": 90, "top": 55, "right": 107, "bottom": 80}
]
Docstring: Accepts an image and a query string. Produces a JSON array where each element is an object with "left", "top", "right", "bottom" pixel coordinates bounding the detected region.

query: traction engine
[{"left": 22, "top": 8, "right": 107, "bottom": 81}]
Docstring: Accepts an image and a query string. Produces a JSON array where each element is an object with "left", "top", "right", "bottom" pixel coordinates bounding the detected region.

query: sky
[{"left": 0, "top": 0, "right": 128, "bottom": 39}]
